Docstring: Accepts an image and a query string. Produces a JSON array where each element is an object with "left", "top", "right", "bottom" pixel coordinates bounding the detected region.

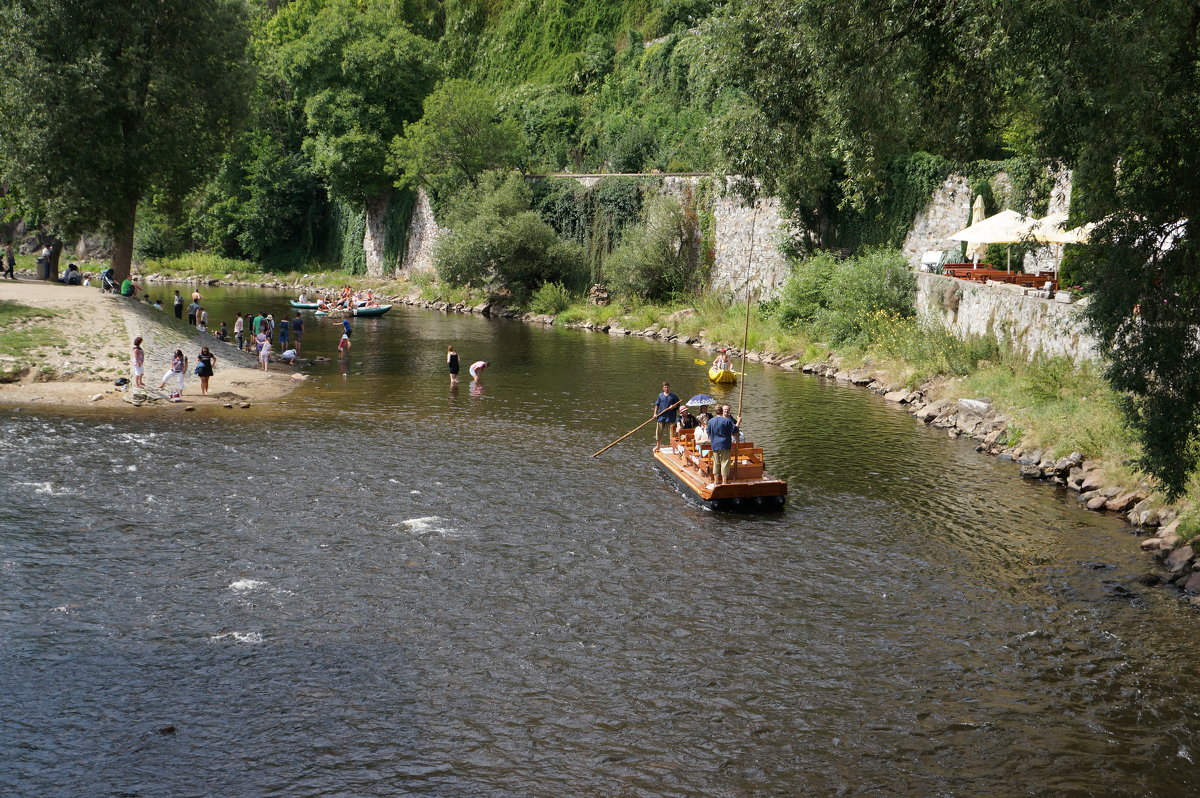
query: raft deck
[{"left": 652, "top": 428, "right": 786, "bottom": 511}]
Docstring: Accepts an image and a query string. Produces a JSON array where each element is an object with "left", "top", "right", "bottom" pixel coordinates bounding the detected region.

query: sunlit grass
[{"left": 0, "top": 301, "right": 65, "bottom": 361}]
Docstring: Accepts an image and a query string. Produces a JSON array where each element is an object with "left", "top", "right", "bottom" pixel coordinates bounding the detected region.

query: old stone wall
[
  {"left": 399, "top": 175, "right": 792, "bottom": 297},
  {"left": 916, "top": 272, "right": 1099, "bottom": 363},
  {"left": 902, "top": 168, "right": 1074, "bottom": 273},
  {"left": 399, "top": 188, "right": 444, "bottom": 274}
]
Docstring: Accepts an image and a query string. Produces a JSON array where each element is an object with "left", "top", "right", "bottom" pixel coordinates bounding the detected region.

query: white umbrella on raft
[{"left": 948, "top": 209, "right": 1039, "bottom": 272}]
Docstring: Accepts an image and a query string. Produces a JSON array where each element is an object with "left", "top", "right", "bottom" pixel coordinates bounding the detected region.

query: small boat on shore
[
  {"left": 290, "top": 300, "right": 320, "bottom": 309},
  {"left": 708, "top": 366, "right": 737, "bottom": 384},
  {"left": 652, "top": 430, "right": 786, "bottom": 511},
  {"left": 315, "top": 304, "right": 392, "bottom": 318},
  {"left": 352, "top": 304, "right": 391, "bottom": 317}
]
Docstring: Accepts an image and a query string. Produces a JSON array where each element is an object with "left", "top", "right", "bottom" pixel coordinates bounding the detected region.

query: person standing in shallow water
[
  {"left": 173, "top": 290, "right": 183, "bottom": 319},
  {"left": 447, "top": 345, "right": 460, "bottom": 385}
]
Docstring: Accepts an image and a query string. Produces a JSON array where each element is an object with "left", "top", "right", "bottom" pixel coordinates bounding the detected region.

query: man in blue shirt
[
  {"left": 653, "top": 381, "right": 680, "bottom": 450},
  {"left": 706, "top": 404, "right": 741, "bottom": 486}
]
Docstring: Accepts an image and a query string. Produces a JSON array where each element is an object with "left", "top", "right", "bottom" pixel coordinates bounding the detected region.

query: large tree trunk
[
  {"left": 363, "top": 190, "right": 391, "bottom": 278},
  {"left": 110, "top": 197, "right": 139, "bottom": 282}
]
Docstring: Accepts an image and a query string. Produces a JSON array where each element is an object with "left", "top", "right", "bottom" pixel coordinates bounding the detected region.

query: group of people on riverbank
[
  {"left": 130, "top": 337, "right": 219, "bottom": 398},
  {"left": 230, "top": 309, "right": 305, "bottom": 368}
]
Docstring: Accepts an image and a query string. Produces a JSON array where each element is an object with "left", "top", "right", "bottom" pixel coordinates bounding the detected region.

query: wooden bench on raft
[{"left": 674, "top": 429, "right": 765, "bottom": 481}]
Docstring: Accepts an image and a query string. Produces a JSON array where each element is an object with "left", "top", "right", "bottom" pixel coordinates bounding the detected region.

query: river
[{"left": 2, "top": 286, "right": 1197, "bottom": 796}]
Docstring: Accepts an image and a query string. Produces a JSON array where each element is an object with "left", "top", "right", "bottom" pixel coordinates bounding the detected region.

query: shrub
[
  {"left": 529, "top": 282, "right": 573, "bottom": 315},
  {"left": 142, "top": 252, "right": 258, "bottom": 278},
  {"left": 434, "top": 171, "right": 585, "bottom": 299},
  {"left": 603, "top": 195, "right": 702, "bottom": 301},
  {"left": 776, "top": 249, "right": 915, "bottom": 344}
]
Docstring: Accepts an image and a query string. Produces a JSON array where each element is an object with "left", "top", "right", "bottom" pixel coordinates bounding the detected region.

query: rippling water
[{"left": 3, "top": 288, "right": 1198, "bottom": 796}]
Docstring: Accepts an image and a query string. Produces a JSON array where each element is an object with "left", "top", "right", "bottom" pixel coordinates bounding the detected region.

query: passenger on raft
[
  {"left": 713, "top": 349, "right": 732, "bottom": 371},
  {"left": 676, "top": 406, "right": 697, "bottom": 431},
  {"left": 706, "top": 404, "right": 741, "bottom": 486}
]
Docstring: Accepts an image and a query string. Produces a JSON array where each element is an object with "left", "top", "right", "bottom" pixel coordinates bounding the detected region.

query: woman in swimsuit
[{"left": 447, "top": 345, "right": 460, "bottom": 385}]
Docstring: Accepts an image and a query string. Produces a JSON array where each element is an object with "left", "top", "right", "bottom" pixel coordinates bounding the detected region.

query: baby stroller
[{"left": 100, "top": 268, "right": 119, "bottom": 293}]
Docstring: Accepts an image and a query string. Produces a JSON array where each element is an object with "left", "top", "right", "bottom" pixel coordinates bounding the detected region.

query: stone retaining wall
[
  {"left": 916, "top": 272, "right": 1099, "bottom": 363},
  {"left": 397, "top": 176, "right": 792, "bottom": 299}
]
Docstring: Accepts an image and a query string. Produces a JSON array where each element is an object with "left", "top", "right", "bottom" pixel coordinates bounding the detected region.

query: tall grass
[{"left": 142, "top": 252, "right": 259, "bottom": 278}]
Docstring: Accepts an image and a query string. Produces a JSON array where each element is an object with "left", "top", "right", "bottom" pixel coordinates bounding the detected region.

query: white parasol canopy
[
  {"left": 948, "top": 209, "right": 1038, "bottom": 244},
  {"left": 1030, "top": 213, "right": 1094, "bottom": 244},
  {"left": 967, "top": 195, "right": 987, "bottom": 263}
]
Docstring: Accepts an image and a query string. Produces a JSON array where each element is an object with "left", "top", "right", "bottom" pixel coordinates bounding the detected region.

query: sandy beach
[{"left": 0, "top": 278, "right": 300, "bottom": 410}]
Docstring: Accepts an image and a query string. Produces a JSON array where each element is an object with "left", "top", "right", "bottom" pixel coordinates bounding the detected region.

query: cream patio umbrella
[
  {"left": 948, "top": 209, "right": 1038, "bottom": 272},
  {"left": 967, "top": 194, "right": 988, "bottom": 264},
  {"left": 1030, "top": 212, "right": 1094, "bottom": 244}
]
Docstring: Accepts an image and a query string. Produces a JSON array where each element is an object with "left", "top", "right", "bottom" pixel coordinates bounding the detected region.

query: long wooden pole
[
  {"left": 736, "top": 201, "right": 760, "bottom": 421},
  {"left": 592, "top": 398, "right": 685, "bottom": 458}
]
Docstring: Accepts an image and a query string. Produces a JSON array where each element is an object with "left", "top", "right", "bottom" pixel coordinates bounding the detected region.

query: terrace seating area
[{"left": 942, "top": 263, "right": 1057, "bottom": 292}]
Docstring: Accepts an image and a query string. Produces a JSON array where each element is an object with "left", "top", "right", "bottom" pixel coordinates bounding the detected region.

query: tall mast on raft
[{"left": 736, "top": 201, "right": 759, "bottom": 420}]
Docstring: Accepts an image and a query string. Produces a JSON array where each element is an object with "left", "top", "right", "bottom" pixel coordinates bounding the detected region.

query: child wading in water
[{"left": 447, "top": 345, "right": 459, "bottom": 385}]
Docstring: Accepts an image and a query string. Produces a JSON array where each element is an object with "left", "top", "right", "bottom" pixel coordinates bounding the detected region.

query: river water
[{"left": 3, "top": 286, "right": 1198, "bottom": 796}]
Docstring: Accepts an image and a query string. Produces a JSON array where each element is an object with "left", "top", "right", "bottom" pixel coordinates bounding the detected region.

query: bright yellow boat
[{"left": 708, "top": 366, "right": 737, "bottom": 384}]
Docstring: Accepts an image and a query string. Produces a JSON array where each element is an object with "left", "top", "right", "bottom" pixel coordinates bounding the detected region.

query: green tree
[
  {"left": 391, "top": 79, "right": 526, "bottom": 198},
  {"left": 604, "top": 195, "right": 702, "bottom": 301},
  {"left": 435, "top": 171, "right": 583, "bottom": 299},
  {"left": 711, "top": 0, "right": 1200, "bottom": 495},
  {"left": 272, "top": 0, "right": 437, "bottom": 276},
  {"left": 0, "top": 0, "right": 251, "bottom": 281}
]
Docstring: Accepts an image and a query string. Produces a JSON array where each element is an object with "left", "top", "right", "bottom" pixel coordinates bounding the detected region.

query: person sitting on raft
[
  {"left": 713, "top": 349, "right": 732, "bottom": 371},
  {"left": 676, "top": 406, "right": 697, "bottom": 432}
]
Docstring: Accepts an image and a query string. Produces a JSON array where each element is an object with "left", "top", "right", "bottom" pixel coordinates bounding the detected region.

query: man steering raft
[{"left": 653, "top": 381, "right": 680, "bottom": 451}]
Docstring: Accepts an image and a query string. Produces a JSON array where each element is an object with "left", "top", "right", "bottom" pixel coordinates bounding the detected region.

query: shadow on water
[{"left": 1, "top": 286, "right": 1197, "bottom": 796}]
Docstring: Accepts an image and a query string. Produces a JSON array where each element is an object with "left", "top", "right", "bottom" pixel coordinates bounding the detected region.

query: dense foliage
[
  {"left": 0, "top": 0, "right": 251, "bottom": 279},
  {"left": 391, "top": 79, "right": 526, "bottom": 197},
  {"left": 3, "top": 0, "right": 1199, "bottom": 492},
  {"left": 772, "top": 250, "right": 916, "bottom": 345},
  {"left": 433, "top": 172, "right": 584, "bottom": 299}
]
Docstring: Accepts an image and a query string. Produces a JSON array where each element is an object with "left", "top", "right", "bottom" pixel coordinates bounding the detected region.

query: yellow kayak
[{"left": 708, "top": 366, "right": 737, "bottom": 384}]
